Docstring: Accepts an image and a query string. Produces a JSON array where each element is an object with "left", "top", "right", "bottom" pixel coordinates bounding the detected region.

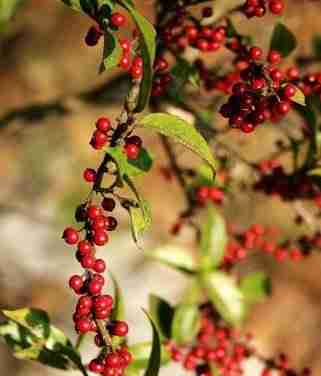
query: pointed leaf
[
  {"left": 100, "top": 31, "right": 122, "bottom": 73},
  {"left": 127, "top": 341, "right": 170, "bottom": 369},
  {"left": 142, "top": 310, "right": 161, "bottom": 376},
  {"left": 149, "top": 294, "right": 174, "bottom": 340},
  {"left": 201, "top": 272, "right": 246, "bottom": 326},
  {"left": 139, "top": 113, "right": 217, "bottom": 178},
  {"left": 110, "top": 274, "right": 125, "bottom": 321},
  {"left": 117, "top": 0, "right": 156, "bottom": 112},
  {"left": 240, "top": 272, "right": 271, "bottom": 303},
  {"left": 200, "top": 205, "right": 227, "bottom": 271},
  {"left": 270, "top": 23, "right": 297, "bottom": 58},
  {"left": 171, "top": 304, "right": 201, "bottom": 345},
  {"left": 145, "top": 245, "right": 197, "bottom": 274}
]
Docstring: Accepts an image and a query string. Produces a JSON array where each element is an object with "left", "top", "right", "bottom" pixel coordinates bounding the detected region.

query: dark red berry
[
  {"left": 249, "top": 46, "right": 263, "bottom": 60},
  {"left": 94, "top": 259, "right": 106, "bottom": 273},
  {"left": 102, "top": 197, "right": 116, "bottom": 212},
  {"left": 96, "top": 117, "right": 111, "bottom": 133},
  {"left": 110, "top": 321, "right": 129, "bottom": 337},
  {"left": 76, "top": 318, "right": 91, "bottom": 333},
  {"left": 69, "top": 275, "right": 83, "bottom": 291},
  {"left": 93, "top": 230, "right": 109, "bottom": 246},
  {"left": 83, "top": 168, "right": 96, "bottom": 183}
]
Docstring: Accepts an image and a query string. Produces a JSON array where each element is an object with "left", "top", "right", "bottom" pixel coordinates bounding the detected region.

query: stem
[
  {"left": 96, "top": 319, "right": 115, "bottom": 351},
  {"left": 75, "top": 333, "right": 86, "bottom": 351}
]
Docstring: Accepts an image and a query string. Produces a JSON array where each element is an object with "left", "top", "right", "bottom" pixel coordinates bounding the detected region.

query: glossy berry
[
  {"left": 269, "top": 0, "right": 284, "bottom": 15},
  {"left": 69, "top": 275, "right": 83, "bottom": 291},
  {"left": 283, "top": 84, "right": 296, "bottom": 98},
  {"left": 77, "top": 240, "right": 92, "bottom": 256},
  {"left": 105, "top": 216, "right": 118, "bottom": 231},
  {"left": 267, "top": 50, "right": 281, "bottom": 64},
  {"left": 85, "top": 26, "right": 102, "bottom": 46},
  {"left": 83, "top": 168, "right": 96, "bottom": 183},
  {"left": 87, "top": 205, "right": 102, "bottom": 220},
  {"left": 126, "top": 135, "right": 142, "bottom": 148},
  {"left": 249, "top": 46, "right": 263, "bottom": 60},
  {"left": 88, "top": 280, "right": 103, "bottom": 295},
  {"left": 124, "top": 143, "right": 140, "bottom": 160},
  {"left": 94, "top": 259, "right": 106, "bottom": 273},
  {"left": 96, "top": 117, "right": 111, "bottom": 133},
  {"left": 76, "top": 318, "right": 91, "bottom": 333},
  {"left": 94, "top": 294, "right": 113, "bottom": 310},
  {"left": 110, "top": 321, "right": 129, "bottom": 337},
  {"left": 63, "top": 227, "right": 79, "bottom": 245},
  {"left": 93, "top": 230, "right": 109, "bottom": 246},
  {"left": 130, "top": 65, "right": 143, "bottom": 79},
  {"left": 89, "top": 360, "right": 104, "bottom": 374},
  {"left": 81, "top": 255, "right": 95, "bottom": 269},
  {"left": 110, "top": 12, "right": 126, "bottom": 28},
  {"left": 105, "top": 353, "right": 122, "bottom": 368}
]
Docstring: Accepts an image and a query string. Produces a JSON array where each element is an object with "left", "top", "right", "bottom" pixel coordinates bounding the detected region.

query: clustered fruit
[
  {"left": 219, "top": 47, "right": 298, "bottom": 133},
  {"left": 159, "top": 7, "right": 227, "bottom": 53},
  {"left": 84, "top": 6, "right": 144, "bottom": 80},
  {"left": 242, "top": 0, "right": 285, "bottom": 18},
  {"left": 166, "top": 304, "right": 310, "bottom": 376},
  {"left": 62, "top": 111, "right": 144, "bottom": 375},
  {"left": 196, "top": 186, "right": 225, "bottom": 206}
]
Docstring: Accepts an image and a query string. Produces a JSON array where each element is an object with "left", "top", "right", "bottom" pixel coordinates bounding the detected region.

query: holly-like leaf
[
  {"left": 149, "top": 294, "right": 174, "bottom": 340},
  {"left": 100, "top": 31, "right": 122, "bottom": 73},
  {"left": 127, "top": 341, "right": 170, "bottom": 370},
  {"left": 0, "top": 308, "right": 87, "bottom": 374},
  {"left": 117, "top": 0, "right": 156, "bottom": 112},
  {"left": 2, "top": 308, "right": 50, "bottom": 339},
  {"left": 270, "top": 23, "right": 297, "bottom": 58},
  {"left": 145, "top": 245, "right": 197, "bottom": 274},
  {"left": 200, "top": 205, "right": 227, "bottom": 271},
  {"left": 107, "top": 145, "right": 153, "bottom": 184},
  {"left": 139, "top": 113, "right": 217, "bottom": 179},
  {"left": 171, "top": 304, "right": 201, "bottom": 345},
  {"left": 240, "top": 272, "right": 271, "bottom": 303},
  {"left": 142, "top": 310, "right": 161, "bottom": 376},
  {"left": 201, "top": 272, "right": 246, "bottom": 326}
]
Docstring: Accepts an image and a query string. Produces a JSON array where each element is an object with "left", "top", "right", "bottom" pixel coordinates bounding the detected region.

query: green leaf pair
[{"left": 0, "top": 308, "right": 87, "bottom": 374}]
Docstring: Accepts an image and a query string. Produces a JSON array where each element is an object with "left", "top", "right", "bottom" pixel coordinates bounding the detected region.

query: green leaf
[
  {"left": 171, "top": 58, "right": 200, "bottom": 89},
  {"left": 312, "top": 35, "right": 321, "bottom": 59},
  {"left": 308, "top": 167, "right": 321, "bottom": 176},
  {"left": 128, "top": 341, "right": 170, "bottom": 370},
  {"left": 139, "top": 113, "right": 217, "bottom": 178},
  {"left": 117, "top": 0, "right": 156, "bottom": 112},
  {"left": 107, "top": 146, "right": 153, "bottom": 184},
  {"left": 149, "top": 295, "right": 174, "bottom": 340},
  {"left": 270, "top": 23, "right": 297, "bottom": 58},
  {"left": 201, "top": 272, "right": 246, "bottom": 326},
  {"left": 142, "top": 310, "right": 161, "bottom": 376},
  {"left": 181, "top": 278, "right": 204, "bottom": 305},
  {"left": 0, "top": 309, "right": 87, "bottom": 374},
  {"left": 60, "top": 0, "right": 97, "bottom": 14},
  {"left": 171, "top": 304, "right": 201, "bottom": 345},
  {"left": 240, "top": 272, "right": 271, "bottom": 303},
  {"left": 100, "top": 31, "right": 122, "bottom": 73},
  {"left": 2, "top": 308, "right": 50, "bottom": 339},
  {"left": 200, "top": 205, "right": 227, "bottom": 271},
  {"left": 124, "top": 176, "right": 152, "bottom": 243},
  {"left": 145, "top": 245, "right": 197, "bottom": 274},
  {"left": 0, "top": 0, "right": 22, "bottom": 29},
  {"left": 110, "top": 274, "right": 125, "bottom": 321}
]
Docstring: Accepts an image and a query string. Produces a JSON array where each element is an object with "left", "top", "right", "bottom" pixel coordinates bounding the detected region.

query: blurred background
[{"left": 0, "top": 0, "right": 321, "bottom": 375}]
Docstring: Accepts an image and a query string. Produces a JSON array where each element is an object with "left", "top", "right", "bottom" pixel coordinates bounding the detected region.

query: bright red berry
[
  {"left": 110, "top": 321, "right": 129, "bottom": 337},
  {"left": 110, "top": 12, "right": 126, "bottom": 28},
  {"left": 63, "top": 227, "right": 79, "bottom": 245},
  {"left": 96, "top": 117, "right": 111, "bottom": 133},
  {"left": 124, "top": 143, "right": 140, "bottom": 160},
  {"left": 83, "top": 168, "right": 96, "bottom": 183},
  {"left": 69, "top": 275, "right": 83, "bottom": 291}
]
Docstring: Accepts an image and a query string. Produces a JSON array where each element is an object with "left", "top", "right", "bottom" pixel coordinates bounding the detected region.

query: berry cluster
[
  {"left": 219, "top": 47, "right": 297, "bottom": 133},
  {"left": 196, "top": 186, "right": 225, "bottom": 206},
  {"left": 63, "top": 196, "right": 132, "bottom": 375},
  {"left": 255, "top": 161, "right": 321, "bottom": 202},
  {"left": 159, "top": 7, "right": 227, "bottom": 53},
  {"left": 151, "top": 56, "right": 172, "bottom": 97},
  {"left": 242, "top": 0, "right": 285, "bottom": 18},
  {"left": 221, "top": 224, "right": 321, "bottom": 269},
  {"left": 299, "top": 71, "right": 321, "bottom": 99},
  {"left": 88, "top": 116, "right": 143, "bottom": 161},
  {"left": 167, "top": 305, "right": 310, "bottom": 376}
]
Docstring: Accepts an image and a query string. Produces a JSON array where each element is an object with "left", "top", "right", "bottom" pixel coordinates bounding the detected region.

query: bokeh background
[{"left": 0, "top": 0, "right": 321, "bottom": 375}]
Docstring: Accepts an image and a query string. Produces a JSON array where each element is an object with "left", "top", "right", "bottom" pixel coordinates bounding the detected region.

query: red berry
[
  {"left": 120, "top": 38, "right": 131, "bottom": 53},
  {"left": 269, "top": 0, "right": 284, "bottom": 15},
  {"left": 111, "top": 12, "right": 126, "bottom": 28},
  {"left": 87, "top": 205, "right": 102, "bottom": 220},
  {"left": 81, "top": 255, "right": 96, "bottom": 269},
  {"left": 105, "top": 216, "right": 118, "bottom": 231},
  {"left": 110, "top": 321, "right": 129, "bottom": 337},
  {"left": 89, "top": 360, "right": 104, "bottom": 374},
  {"left": 124, "top": 143, "right": 140, "bottom": 160},
  {"left": 94, "top": 230, "right": 109, "bottom": 246},
  {"left": 267, "top": 50, "right": 281, "bottom": 64},
  {"left": 63, "top": 227, "right": 79, "bottom": 245},
  {"left": 94, "top": 294, "right": 113, "bottom": 310},
  {"left": 275, "top": 100, "right": 290, "bottom": 115},
  {"left": 209, "top": 187, "right": 224, "bottom": 204},
  {"left": 83, "top": 168, "right": 96, "bottom": 183},
  {"left": 95, "top": 308, "right": 110, "bottom": 319},
  {"left": 96, "top": 117, "right": 111, "bottom": 133},
  {"left": 91, "top": 215, "right": 107, "bottom": 231},
  {"left": 119, "top": 54, "right": 131, "bottom": 70},
  {"left": 241, "top": 122, "right": 255, "bottom": 133},
  {"left": 196, "top": 186, "right": 210, "bottom": 204},
  {"left": 76, "top": 318, "right": 91, "bottom": 333},
  {"left": 105, "top": 353, "right": 122, "bottom": 368},
  {"left": 77, "top": 240, "right": 92, "bottom": 256},
  {"left": 94, "top": 259, "right": 106, "bottom": 273},
  {"left": 78, "top": 296, "right": 93, "bottom": 309},
  {"left": 130, "top": 65, "right": 143, "bottom": 79},
  {"left": 69, "top": 275, "right": 83, "bottom": 291},
  {"left": 126, "top": 135, "right": 142, "bottom": 147},
  {"left": 249, "top": 46, "right": 263, "bottom": 60},
  {"left": 89, "top": 280, "right": 103, "bottom": 295},
  {"left": 283, "top": 84, "right": 296, "bottom": 98}
]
